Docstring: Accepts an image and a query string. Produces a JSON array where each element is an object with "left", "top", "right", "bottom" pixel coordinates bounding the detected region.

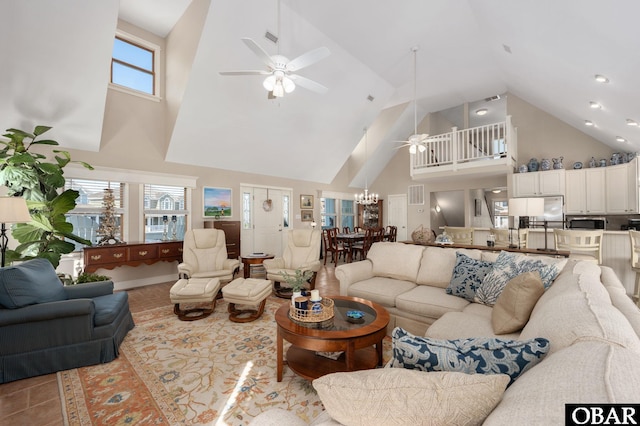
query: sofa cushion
[
  {"left": 313, "top": 368, "right": 509, "bottom": 426},
  {"left": 347, "top": 277, "right": 416, "bottom": 307},
  {"left": 366, "top": 242, "right": 425, "bottom": 283},
  {"left": 475, "top": 251, "right": 567, "bottom": 306},
  {"left": 395, "top": 285, "right": 469, "bottom": 320},
  {"left": 390, "top": 327, "right": 549, "bottom": 385},
  {"left": 416, "top": 247, "right": 482, "bottom": 288},
  {"left": 520, "top": 264, "right": 640, "bottom": 355},
  {"left": 425, "top": 312, "right": 520, "bottom": 341},
  {"left": 0, "top": 258, "right": 66, "bottom": 309},
  {"left": 484, "top": 341, "right": 640, "bottom": 425},
  {"left": 446, "top": 252, "right": 494, "bottom": 301},
  {"left": 491, "top": 271, "right": 544, "bottom": 335}
]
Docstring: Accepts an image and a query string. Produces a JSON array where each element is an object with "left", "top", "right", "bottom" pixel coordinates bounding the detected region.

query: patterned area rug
[{"left": 58, "top": 297, "right": 390, "bottom": 425}]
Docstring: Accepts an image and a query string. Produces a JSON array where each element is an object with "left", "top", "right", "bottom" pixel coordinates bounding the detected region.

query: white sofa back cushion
[
  {"left": 520, "top": 261, "right": 640, "bottom": 355},
  {"left": 367, "top": 242, "right": 425, "bottom": 283},
  {"left": 415, "top": 247, "right": 482, "bottom": 288},
  {"left": 484, "top": 341, "right": 640, "bottom": 425}
]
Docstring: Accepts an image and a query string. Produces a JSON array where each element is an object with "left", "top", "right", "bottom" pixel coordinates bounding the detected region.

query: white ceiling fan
[
  {"left": 218, "top": 0, "right": 330, "bottom": 98},
  {"left": 394, "top": 47, "right": 428, "bottom": 154}
]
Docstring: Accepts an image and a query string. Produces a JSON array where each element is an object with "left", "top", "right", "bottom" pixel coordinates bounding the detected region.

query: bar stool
[
  {"left": 443, "top": 226, "right": 474, "bottom": 245},
  {"left": 629, "top": 230, "right": 640, "bottom": 306},
  {"left": 553, "top": 229, "right": 603, "bottom": 264}
]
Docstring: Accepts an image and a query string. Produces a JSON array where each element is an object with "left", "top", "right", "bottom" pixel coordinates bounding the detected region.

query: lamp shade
[
  {"left": 508, "top": 197, "right": 544, "bottom": 217},
  {"left": 0, "top": 197, "right": 31, "bottom": 223}
]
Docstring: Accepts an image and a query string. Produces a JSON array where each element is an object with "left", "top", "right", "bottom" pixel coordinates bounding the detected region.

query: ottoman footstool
[
  {"left": 170, "top": 278, "right": 220, "bottom": 321},
  {"left": 222, "top": 278, "right": 272, "bottom": 323}
]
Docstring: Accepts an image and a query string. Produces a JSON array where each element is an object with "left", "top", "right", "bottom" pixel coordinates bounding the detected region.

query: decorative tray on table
[{"left": 289, "top": 297, "right": 334, "bottom": 328}]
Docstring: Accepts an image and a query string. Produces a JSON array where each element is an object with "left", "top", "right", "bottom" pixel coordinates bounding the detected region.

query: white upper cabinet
[
  {"left": 513, "top": 169, "right": 565, "bottom": 197},
  {"left": 606, "top": 160, "right": 639, "bottom": 214}
]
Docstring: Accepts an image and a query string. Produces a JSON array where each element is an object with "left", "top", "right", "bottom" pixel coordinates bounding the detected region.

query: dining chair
[
  {"left": 342, "top": 226, "right": 352, "bottom": 234},
  {"left": 351, "top": 228, "right": 375, "bottom": 261},
  {"left": 329, "top": 227, "right": 349, "bottom": 266},
  {"left": 385, "top": 225, "right": 397, "bottom": 242},
  {"left": 553, "top": 229, "right": 603, "bottom": 264},
  {"left": 443, "top": 226, "right": 474, "bottom": 245}
]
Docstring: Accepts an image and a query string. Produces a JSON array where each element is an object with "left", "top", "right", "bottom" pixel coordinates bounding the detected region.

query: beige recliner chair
[
  {"left": 178, "top": 229, "right": 240, "bottom": 283},
  {"left": 263, "top": 229, "right": 322, "bottom": 297}
]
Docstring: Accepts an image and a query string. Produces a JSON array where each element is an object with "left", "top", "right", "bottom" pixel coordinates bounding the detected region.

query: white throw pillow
[{"left": 313, "top": 368, "right": 509, "bottom": 426}]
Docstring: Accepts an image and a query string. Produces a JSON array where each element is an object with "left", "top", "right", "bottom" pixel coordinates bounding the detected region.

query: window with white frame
[
  {"left": 283, "top": 194, "right": 290, "bottom": 228},
  {"left": 111, "top": 31, "right": 159, "bottom": 98},
  {"left": 341, "top": 200, "right": 355, "bottom": 231},
  {"left": 493, "top": 200, "right": 509, "bottom": 229},
  {"left": 65, "top": 179, "right": 125, "bottom": 249},
  {"left": 242, "top": 191, "right": 252, "bottom": 230},
  {"left": 143, "top": 184, "right": 188, "bottom": 242},
  {"left": 321, "top": 198, "right": 336, "bottom": 229}
]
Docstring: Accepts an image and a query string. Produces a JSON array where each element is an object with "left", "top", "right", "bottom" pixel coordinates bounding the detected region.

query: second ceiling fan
[{"left": 219, "top": 1, "right": 330, "bottom": 98}]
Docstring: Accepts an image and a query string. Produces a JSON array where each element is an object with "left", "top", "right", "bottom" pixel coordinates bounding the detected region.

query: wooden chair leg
[{"left": 228, "top": 299, "right": 267, "bottom": 323}]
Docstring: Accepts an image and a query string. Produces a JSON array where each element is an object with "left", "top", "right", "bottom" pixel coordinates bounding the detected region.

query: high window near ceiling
[{"left": 111, "top": 31, "right": 159, "bottom": 99}]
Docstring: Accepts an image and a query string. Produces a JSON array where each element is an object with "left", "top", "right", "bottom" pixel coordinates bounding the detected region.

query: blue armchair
[{"left": 0, "top": 258, "right": 134, "bottom": 383}]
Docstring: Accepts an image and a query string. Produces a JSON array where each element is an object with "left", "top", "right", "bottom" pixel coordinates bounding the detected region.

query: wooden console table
[{"left": 83, "top": 241, "right": 183, "bottom": 273}]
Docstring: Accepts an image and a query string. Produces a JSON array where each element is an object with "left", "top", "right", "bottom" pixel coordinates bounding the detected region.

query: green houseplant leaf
[{"left": 0, "top": 125, "right": 93, "bottom": 268}]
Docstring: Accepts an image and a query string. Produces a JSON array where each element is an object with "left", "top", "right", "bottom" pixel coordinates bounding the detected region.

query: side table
[{"left": 241, "top": 253, "right": 274, "bottom": 278}]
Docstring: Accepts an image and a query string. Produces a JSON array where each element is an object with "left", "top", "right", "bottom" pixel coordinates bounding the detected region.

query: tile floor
[{"left": 0, "top": 262, "right": 342, "bottom": 424}]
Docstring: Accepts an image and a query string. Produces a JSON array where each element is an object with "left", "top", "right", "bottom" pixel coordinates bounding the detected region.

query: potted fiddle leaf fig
[{"left": 0, "top": 125, "right": 93, "bottom": 267}]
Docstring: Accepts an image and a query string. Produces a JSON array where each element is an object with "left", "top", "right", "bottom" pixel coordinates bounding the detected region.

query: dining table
[{"left": 336, "top": 233, "right": 365, "bottom": 263}]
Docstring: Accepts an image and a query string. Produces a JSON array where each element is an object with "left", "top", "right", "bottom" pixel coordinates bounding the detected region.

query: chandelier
[{"left": 355, "top": 128, "right": 378, "bottom": 205}]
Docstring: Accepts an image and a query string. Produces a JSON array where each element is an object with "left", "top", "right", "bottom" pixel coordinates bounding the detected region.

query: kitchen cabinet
[
  {"left": 606, "top": 160, "right": 639, "bottom": 214},
  {"left": 565, "top": 168, "right": 605, "bottom": 214},
  {"left": 512, "top": 170, "right": 565, "bottom": 197}
]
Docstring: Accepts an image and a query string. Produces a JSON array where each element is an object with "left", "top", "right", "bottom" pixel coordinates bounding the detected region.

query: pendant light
[{"left": 355, "top": 128, "right": 378, "bottom": 205}]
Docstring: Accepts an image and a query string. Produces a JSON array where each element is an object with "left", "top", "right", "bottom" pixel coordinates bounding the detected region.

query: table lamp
[
  {"left": 508, "top": 198, "right": 545, "bottom": 250},
  {"left": 0, "top": 196, "right": 32, "bottom": 267}
]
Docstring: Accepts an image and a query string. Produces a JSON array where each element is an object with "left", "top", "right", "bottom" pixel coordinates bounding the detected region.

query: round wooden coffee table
[{"left": 275, "top": 295, "right": 389, "bottom": 382}]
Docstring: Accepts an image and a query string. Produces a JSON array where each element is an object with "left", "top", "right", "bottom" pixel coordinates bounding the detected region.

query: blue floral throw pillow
[
  {"left": 446, "top": 252, "right": 494, "bottom": 301},
  {"left": 390, "top": 327, "right": 550, "bottom": 385},
  {"left": 475, "top": 251, "right": 567, "bottom": 306}
]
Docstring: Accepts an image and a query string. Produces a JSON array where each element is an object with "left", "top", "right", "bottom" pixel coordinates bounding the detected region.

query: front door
[{"left": 253, "top": 187, "right": 284, "bottom": 256}]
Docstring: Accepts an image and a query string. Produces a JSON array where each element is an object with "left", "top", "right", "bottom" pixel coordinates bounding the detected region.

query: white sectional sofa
[{"left": 252, "top": 242, "right": 640, "bottom": 425}]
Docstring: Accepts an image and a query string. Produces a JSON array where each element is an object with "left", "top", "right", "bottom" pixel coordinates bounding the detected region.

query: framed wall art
[
  {"left": 300, "top": 194, "right": 314, "bottom": 209},
  {"left": 301, "top": 210, "right": 314, "bottom": 222},
  {"left": 203, "top": 187, "right": 232, "bottom": 218}
]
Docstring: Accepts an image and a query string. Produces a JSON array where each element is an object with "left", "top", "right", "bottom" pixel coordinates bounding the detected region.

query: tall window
[
  {"left": 494, "top": 200, "right": 509, "bottom": 229},
  {"left": 143, "top": 184, "right": 188, "bottom": 241},
  {"left": 283, "top": 194, "right": 290, "bottom": 228},
  {"left": 65, "top": 179, "right": 125, "bottom": 249},
  {"left": 111, "top": 33, "right": 158, "bottom": 96},
  {"left": 321, "top": 198, "right": 337, "bottom": 229},
  {"left": 242, "top": 191, "right": 252, "bottom": 230},
  {"left": 341, "top": 200, "right": 355, "bottom": 231}
]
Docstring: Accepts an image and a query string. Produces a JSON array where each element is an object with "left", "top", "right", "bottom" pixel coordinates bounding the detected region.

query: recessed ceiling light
[
  {"left": 589, "top": 101, "right": 602, "bottom": 109},
  {"left": 616, "top": 136, "right": 626, "bottom": 143},
  {"left": 584, "top": 120, "right": 594, "bottom": 126},
  {"left": 475, "top": 108, "right": 488, "bottom": 116},
  {"left": 594, "top": 74, "right": 609, "bottom": 83},
  {"left": 626, "top": 119, "right": 638, "bottom": 126}
]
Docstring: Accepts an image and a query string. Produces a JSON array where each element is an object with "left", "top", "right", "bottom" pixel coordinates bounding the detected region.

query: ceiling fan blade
[
  {"left": 219, "top": 70, "right": 271, "bottom": 76},
  {"left": 289, "top": 74, "right": 328, "bottom": 94},
  {"left": 286, "top": 46, "right": 330, "bottom": 72},
  {"left": 241, "top": 38, "right": 275, "bottom": 68}
]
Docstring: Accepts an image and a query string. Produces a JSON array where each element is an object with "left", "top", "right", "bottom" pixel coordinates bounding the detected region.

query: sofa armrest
[
  {"left": 0, "top": 299, "right": 94, "bottom": 327},
  {"left": 177, "top": 262, "right": 194, "bottom": 278},
  {"left": 223, "top": 258, "right": 241, "bottom": 272},
  {"left": 64, "top": 281, "right": 114, "bottom": 299},
  {"left": 263, "top": 258, "right": 285, "bottom": 270},
  {"left": 335, "top": 260, "right": 374, "bottom": 296}
]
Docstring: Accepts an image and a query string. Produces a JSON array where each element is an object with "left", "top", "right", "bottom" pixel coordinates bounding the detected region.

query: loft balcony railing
[{"left": 411, "top": 115, "right": 517, "bottom": 179}]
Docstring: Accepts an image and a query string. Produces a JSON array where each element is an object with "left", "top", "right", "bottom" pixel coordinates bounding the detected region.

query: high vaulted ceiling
[{"left": 2, "top": 0, "right": 640, "bottom": 186}]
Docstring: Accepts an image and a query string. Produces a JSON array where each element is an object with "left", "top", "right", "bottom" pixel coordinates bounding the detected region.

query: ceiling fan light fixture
[
  {"left": 282, "top": 76, "right": 295, "bottom": 93},
  {"left": 409, "top": 144, "right": 417, "bottom": 154},
  {"left": 272, "top": 82, "right": 284, "bottom": 97},
  {"left": 418, "top": 144, "right": 426, "bottom": 153},
  {"left": 263, "top": 75, "right": 276, "bottom": 91}
]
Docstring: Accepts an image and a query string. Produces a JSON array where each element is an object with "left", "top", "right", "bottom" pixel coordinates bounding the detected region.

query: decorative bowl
[
  {"left": 573, "top": 161, "right": 583, "bottom": 169},
  {"left": 346, "top": 310, "right": 364, "bottom": 319}
]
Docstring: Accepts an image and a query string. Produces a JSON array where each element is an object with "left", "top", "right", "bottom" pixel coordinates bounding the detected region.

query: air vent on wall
[
  {"left": 265, "top": 31, "right": 278, "bottom": 44},
  {"left": 484, "top": 95, "right": 501, "bottom": 102},
  {"left": 408, "top": 185, "right": 425, "bottom": 205}
]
